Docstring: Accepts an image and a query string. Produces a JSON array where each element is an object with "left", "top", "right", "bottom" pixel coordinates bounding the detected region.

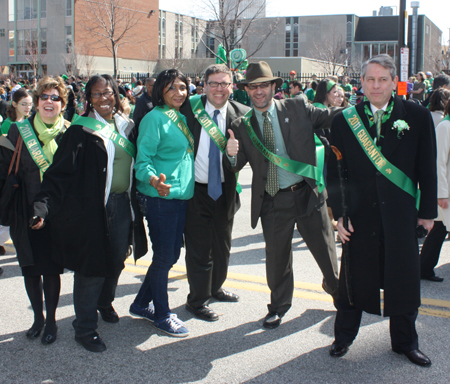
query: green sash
[
  {"left": 242, "top": 110, "right": 325, "bottom": 193},
  {"left": 343, "top": 106, "right": 420, "bottom": 209},
  {"left": 189, "top": 96, "right": 242, "bottom": 193},
  {"left": 16, "top": 120, "right": 52, "bottom": 173},
  {"left": 163, "top": 108, "right": 194, "bottom": 152},
  {"left": 72, "top": 115, "right": 136, "bottom": 158},
  {"left": 443, "top": 115, "right": 450, "bottom": 123}
]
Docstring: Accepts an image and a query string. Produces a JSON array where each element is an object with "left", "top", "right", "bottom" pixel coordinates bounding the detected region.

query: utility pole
[{"left": 397, "top": 0, "right": 407, "bottom": 72}]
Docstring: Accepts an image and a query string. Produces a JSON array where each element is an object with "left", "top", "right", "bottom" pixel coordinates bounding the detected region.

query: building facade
[
  {"left": 1, "top": 0, "right": 159, "bottom": 77},
  {"left": 0, "top": 1, "right": 443, "bottom": 78}
]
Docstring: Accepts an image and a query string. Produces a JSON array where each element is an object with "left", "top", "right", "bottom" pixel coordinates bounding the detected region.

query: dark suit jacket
[
  {"left": 327, "top": 97, "right": 437, "bottom": 316},
  {"left": 181, "top": 96, "right": 250, "bottom": 219},
  {"left": 229, "top": 97, "right": 340, "bottom": 228}
]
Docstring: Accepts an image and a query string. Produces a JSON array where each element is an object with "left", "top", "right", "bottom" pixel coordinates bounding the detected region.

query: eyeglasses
[
  {"left": 91, "top": 90, "right": 114, "bottom": 99},
  {"left": 207, "top": 82, "right": 232, "bottom": 88},
  {"left": 247, "top": 82, "right": 272, "bottom": 90},
  {"left": 19, "top": 103, "right": 33, "bottom": 107},
  {"left": 39, "top": 94, "right": 62, "bottom": 102}
]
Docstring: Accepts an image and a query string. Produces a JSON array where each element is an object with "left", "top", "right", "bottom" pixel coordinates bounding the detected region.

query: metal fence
[{"left": 117, "top": 71, "right": 362, "bottom": 89}]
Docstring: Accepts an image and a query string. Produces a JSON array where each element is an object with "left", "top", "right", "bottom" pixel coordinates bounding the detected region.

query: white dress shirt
[{"left": 194, "top": 100, "right": 228, "bottom": 183}]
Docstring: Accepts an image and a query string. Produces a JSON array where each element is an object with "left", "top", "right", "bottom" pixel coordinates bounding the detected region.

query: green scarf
[
  {"left": 34, "top": 113, "right": 65, "bottom": 164},
  {"left": 363, "top": 95, "right": 395, "bottom": 129}
]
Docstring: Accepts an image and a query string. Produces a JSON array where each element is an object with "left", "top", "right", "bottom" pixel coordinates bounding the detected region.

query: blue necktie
[{"left": 208, "top": 110, "right": 222, "bottom": 200}]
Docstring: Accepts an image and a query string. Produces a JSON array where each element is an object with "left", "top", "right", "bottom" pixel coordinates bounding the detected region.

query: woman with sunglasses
[
  {"left": 31, "top": 74, "right": 147, "bottom": 352},
  {"left": 0, "top": 76, "right": 69, "bottom": 345},
  {"left": 1, "top": 88, "right": 33, "bottom": 135},
  {"left": 129, "top": 69, "right": 193, "bottom": 337}
]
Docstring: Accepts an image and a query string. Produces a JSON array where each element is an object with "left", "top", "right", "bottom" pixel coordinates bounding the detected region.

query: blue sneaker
[
  {"left": 153, "top": 314, "right": 189, "bottom": 337},
  {"left": 129, "top": 303, "right": 155, "bottom": 322}
]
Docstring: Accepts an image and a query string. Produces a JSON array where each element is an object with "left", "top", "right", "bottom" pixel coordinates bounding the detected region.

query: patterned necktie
[
  {"left": 374, "top": 109, "right": 384, "bottom": 145},
  {"left": 262, "top": 111, "right": 279, "bottom": 196},
  {"left": 208, "top": 109, "right": 222, "bottom": 200}
]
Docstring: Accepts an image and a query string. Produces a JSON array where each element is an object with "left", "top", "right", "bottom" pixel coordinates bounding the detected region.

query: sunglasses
[
  {"left": 247, "top": 82, "right": 272, "bottom": 90},
  {"left": 39, "top": 94, "right": 62, "bottom": 102}
]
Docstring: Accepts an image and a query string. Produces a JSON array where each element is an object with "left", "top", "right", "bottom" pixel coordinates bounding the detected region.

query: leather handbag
[{"left": 0, "top": 135, "right": 23, "bottom": 226}]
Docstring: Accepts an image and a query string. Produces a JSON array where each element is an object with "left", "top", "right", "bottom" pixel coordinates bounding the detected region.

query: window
[
  {"left": 9, "top": 30, "right": 15, "bottom": 56},
  {"left": 31, "top": 0, "right": 37, "bottom": 18},
  {"left": 0, "top": 29, "right": 5, "bottom": 37},
  {"left": 206, "top": 37, "right": 215, "bottom": 58},
  {"left": 387, "top": 43, "right": 395, "bottom": 58},
  {"left": 17, "top": 0, "right": 24, "bottom": 20},
  {"left": 426, "top": 25, "right": 429, "bottom": 34},
  {"left": 373, "top": 44, "right": 379, "bottom": 56},
  {"left": 363, "top": 44, "right": 370, "bottom": 60},
  {"left": 159, "top": 10, "right": 166, "bottom": 58},
  {"left": 40, "top": 29, "right": 46, "bottom": 54},
  {"left": 66, "top": 26, "right": 72, "bottom": 53},
  {"left": 346, "top": 22, "right": 352, "bottom": 42},
  {"left": 66, "top": 0, "right": 72, "bottom": 16},
  {"left": 17, "top": 30, "right": 24, "bottom": 55},
  {"left": 293, "top": 23, "right": 298, "bottom": 43},
  {"left": 9, "top": 0, "right": 14, "bottom": 21},
  {"left": 16, "top": 28, "right": 46, "bottom": 55},
  {"left": 41, "top": 0, "right": 46, "bottom": 18},
  {"left": 16, "top": 0, "right": 38, "bottom": 20}
]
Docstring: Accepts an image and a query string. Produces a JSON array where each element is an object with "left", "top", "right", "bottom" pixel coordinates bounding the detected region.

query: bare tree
[
  {"left": 190, "top": 0, "right": 278, "bottom": 68},
  {"left": 24, "top": 30, "right": 41, "bottom": 77},
  {"left": 309, "top": 33, "right": 350, "bottom": 75},
  {"left": 76, "top": 43, "right": 97, "bottom": 77},
  {"left": 80, "top": 0, "right": 145, "bottom": 78}
]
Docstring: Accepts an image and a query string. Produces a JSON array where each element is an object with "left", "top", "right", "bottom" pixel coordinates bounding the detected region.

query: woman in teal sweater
[{"left": 130, "top": 69, "right": 194, "bottom": 337}]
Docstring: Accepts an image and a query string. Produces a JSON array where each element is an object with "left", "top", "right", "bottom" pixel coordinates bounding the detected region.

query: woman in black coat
[
  {"left": 0, "top": 76, "right": 69, "bottom": 344},
  {"left": 32, "top": 74, "right": 147, "bottom": 353}
]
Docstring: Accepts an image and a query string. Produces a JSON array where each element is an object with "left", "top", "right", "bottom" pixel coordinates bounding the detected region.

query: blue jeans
[
  {"left": 72, "top": 192, "right": 132, "bottom": 337},
  {"left": 134, "top": 193, "right": 187, "bottom": 321}
]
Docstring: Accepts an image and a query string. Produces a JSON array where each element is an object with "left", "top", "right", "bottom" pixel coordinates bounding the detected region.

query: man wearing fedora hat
[{"left": 226, "top": 61, "right": 340, "bottom": 329}]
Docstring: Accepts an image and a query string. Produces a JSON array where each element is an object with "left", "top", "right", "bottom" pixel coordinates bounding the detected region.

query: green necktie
[
  {"left": 374, "top": 109, "right": 384, "bottom": 145},
  {"left": 262, "top": 111, "right": 279, "bottom": 196}
]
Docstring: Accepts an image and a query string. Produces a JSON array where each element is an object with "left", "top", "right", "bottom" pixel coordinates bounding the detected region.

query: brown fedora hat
[{"left": 237, "top": 61, "right": 283, "bottom": 90}]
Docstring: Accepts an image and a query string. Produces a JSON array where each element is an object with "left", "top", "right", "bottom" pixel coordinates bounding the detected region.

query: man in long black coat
[{"left": 327, "top": 54, "right": 437, "bottom": 367}]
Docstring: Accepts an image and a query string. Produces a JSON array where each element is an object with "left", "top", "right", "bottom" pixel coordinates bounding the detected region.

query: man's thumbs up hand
[{"left": 227, "top": 129, "right": 239, "bottom": 156}]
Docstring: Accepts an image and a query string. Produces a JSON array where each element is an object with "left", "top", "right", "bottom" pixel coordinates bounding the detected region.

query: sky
[{"left": 159, "top": 0, "right": 450, "bottom": 45}]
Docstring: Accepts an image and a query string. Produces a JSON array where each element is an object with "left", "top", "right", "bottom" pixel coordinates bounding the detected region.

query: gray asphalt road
[{"left": 1, "top": 165, "right": 449, "bottom": 383}]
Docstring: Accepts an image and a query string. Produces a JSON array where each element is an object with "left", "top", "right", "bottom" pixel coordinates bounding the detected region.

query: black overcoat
[
  {"left": 327, "top": 97, "right": 437, "bottom": 317},
  {"left": 33, "top": 112, "right": 147, "bottom": 278}
]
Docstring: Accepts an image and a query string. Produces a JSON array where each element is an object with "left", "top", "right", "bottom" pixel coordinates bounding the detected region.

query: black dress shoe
[
  {"left": 98, "top": 306, "right": 119, "bottom": 323},
  {"left": 41, "top": 325, "right": 58, "bottom": 345},
  {"left": 422, "top": 275, "right": 444, "bottom": 282},
  {"left": 329, "top": 341, "right": 351, "bottom": 357},
  {"left": 213, "top": 290, "right": 239, "bottom": 302},
  {"left": 393, "top": 349, "right": 431, "bottom": 367},
  {"left": 185, "top": 303, "right": 219, "bottom": 321},
  {"left": 26, "top": 323, "right": 45, "bottom": 339},
  {"left": 263, "top": 312, "right": 282, "bottom": 329},
  {"left": 75, "top": 332, "right": 107, "bottom": 353}
]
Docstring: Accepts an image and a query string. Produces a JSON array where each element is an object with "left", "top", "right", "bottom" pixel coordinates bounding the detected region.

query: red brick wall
[{"left": 74, "top": 0, "right": 159, "bottom": 61}]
